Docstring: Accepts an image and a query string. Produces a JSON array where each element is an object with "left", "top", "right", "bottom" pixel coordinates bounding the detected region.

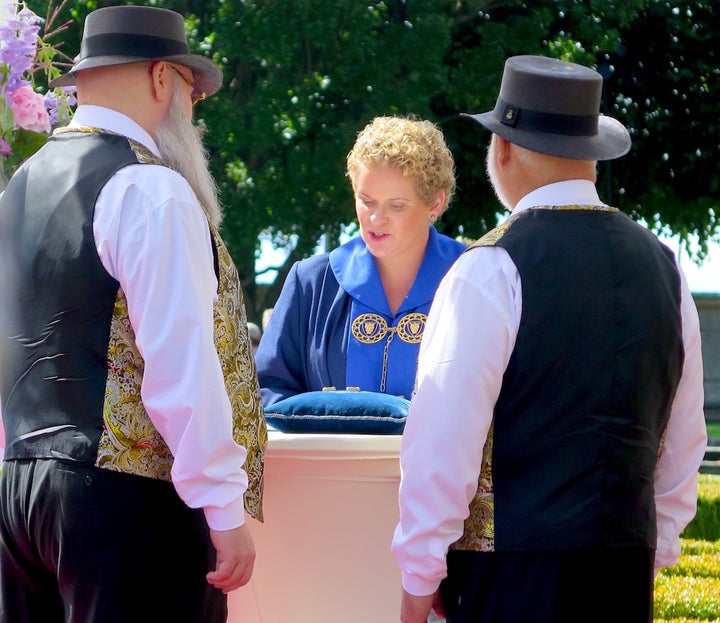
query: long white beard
[
  {"left": 485, "top": 135, "right": 512, "bottom": 212},
  {"left": 155, "top": 89, "right": 223, "bottom": 227}
]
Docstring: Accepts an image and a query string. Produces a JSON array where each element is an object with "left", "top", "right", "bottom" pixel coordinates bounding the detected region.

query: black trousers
[
  {"left": 0, "top": 459, "right": 226, "bottom": 623},
  {"left": 440, "top": 547, "right": 654, "bottom": 623}
]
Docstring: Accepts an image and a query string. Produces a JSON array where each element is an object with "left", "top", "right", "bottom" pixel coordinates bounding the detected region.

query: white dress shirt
[{"left": 391, "top": 179, "right": 707, "bottom": 596}]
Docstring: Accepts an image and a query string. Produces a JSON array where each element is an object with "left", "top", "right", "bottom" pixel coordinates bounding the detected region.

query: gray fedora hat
[
  {"left": 464, "top": 55, "right": 630, "bottom": 161},
  {"left": 50, "top": 6, "right": 222, "bottom": 97}
]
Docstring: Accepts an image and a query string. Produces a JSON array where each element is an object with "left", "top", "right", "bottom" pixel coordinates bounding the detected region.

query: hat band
[
  {"left": 496, "top": 98, "right": 598, "bottom": 136},
  {"left": 80, "top": 33, "right": 190, "bottom": 60}
]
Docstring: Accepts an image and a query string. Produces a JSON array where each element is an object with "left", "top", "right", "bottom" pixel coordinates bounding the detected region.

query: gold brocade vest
[
  {"left": 449, "top": 424, "right": 495, "bottom": 552},
  {"left": 95, "top": 160, "right": 266, "bottom": 521},
  {"left": 209, "top": 222, "right": 267, "bottom": 521}
]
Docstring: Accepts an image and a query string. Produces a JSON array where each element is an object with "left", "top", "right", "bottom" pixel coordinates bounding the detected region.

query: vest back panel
[
  {"left": 491, "top": 208, "right": 684, "bottom": 550},
  {"left": 0, "top": 132, "right": 139, "bottom": 463}
]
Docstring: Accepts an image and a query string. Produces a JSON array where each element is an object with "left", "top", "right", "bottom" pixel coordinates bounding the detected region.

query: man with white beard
[{"left": 0, "top": 6, "right": 266, "bottom": 623}]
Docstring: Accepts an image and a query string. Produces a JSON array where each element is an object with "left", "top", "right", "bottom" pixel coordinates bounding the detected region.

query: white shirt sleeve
[
  {"left": 653, "top": 269, "right": 707, "bottom": 573},
  {"left": 391, "top": 247, "right": 522, "bottom": 596},
  {"left": 94, "top": 163, "right": 248, "bottom": 531}
]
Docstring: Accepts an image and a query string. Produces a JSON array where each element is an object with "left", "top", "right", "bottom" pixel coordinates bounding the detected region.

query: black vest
[
  {"left": 0, "top": 132, "right": 139, "bottom": 463},
  {"left": 490, "top": 207, "right": 684, "bottom": 550}
]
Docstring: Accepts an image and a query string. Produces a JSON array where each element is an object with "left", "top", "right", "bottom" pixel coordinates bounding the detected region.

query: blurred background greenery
[{"left": 28, "top": 0, "right": 719, "bottom": 325}]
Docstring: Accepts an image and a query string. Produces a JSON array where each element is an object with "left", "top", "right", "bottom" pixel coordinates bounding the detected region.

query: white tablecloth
[{"left": 228, "top": 430, "right": 403, "bottom": 623}]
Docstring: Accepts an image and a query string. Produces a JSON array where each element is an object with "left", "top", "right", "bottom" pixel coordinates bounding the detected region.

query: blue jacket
[{"left": 256, "top": 227, "right": 465, "bottom": 406}]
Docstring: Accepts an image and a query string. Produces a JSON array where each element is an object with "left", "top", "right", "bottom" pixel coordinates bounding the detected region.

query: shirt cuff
[
  {"left": 654, "top": 532, "right": 681, "bottom": 575},
  {"left": 402, "top": 570, "right": 441, "bottom": 598},
  {"left": 203, "top": 495, "right": 247, "bottom": 531}
]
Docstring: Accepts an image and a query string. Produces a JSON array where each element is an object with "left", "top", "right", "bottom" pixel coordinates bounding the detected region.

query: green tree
[
  {"left": 207, "top": 0, "right": 459, "bottom": 318},
  {"left": 603, "top": 0, "right": 719, "bottom": 258},
  {"left": 199, "top": 0, "right": 720, "bottom": 319},
  {"left": 29, "top": 0, "right": 720, "bottom": 321}
]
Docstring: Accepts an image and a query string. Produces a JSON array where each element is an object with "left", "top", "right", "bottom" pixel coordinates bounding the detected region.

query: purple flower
[
  {"left": 0, "top": 7, "right": 42, "bottom": 91},
  {"left": 41, "top": 86, "right": 76, "bottom": 126},
  {"left": 43, "top": 90, "right": 59, "bottom": 124},
  {"left": 62, "top": 87, "right": 77, "bottom": 107},
  {"left": 1, "top": 3, "right": 76, "bottom": 167}
]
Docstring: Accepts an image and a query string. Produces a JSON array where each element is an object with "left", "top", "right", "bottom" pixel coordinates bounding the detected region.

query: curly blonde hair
[{"left": 346, "top": 115, "right": 456, "bottom": 214}]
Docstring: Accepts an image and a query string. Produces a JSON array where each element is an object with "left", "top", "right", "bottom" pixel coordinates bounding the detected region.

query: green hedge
[
  {"left": 682, "top": 475, "right": 720, "bottom": 541},
  {"left": 654, "top": 540, "right": 720, "bottom": 621},
  {"left": 656, "top": 475, "right": 720, "bottom": 622}
]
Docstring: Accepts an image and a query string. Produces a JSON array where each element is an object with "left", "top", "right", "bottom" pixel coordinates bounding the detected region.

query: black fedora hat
[
  {"left": 50, "top": 6, "right": 222, "bottom": 97},
  {"left": 464, "top": 55, "right": 630, "bottom": 161}
]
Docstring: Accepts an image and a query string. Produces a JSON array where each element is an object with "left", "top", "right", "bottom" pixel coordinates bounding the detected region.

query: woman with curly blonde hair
[{"left": 256, "top": 115, "right": 465, "bottom": 411}]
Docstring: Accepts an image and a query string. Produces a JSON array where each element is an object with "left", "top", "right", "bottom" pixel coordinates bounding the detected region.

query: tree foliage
[
  {"left": 605, "top": 1, "right": 719, "bottom": 255},
  {"left": 30, "top": 0, "right": 720, "bottom": 322}
]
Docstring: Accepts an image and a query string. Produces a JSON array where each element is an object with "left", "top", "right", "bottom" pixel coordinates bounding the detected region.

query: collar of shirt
[
  {"left": 68, "top": 105, "right": 161, "bottom": 158},
  {"left": 329, "top": 227, "right": 458, "bottom": 316},
  {"left": 513, "top": 179, "right": 605, "bottom": 217}
]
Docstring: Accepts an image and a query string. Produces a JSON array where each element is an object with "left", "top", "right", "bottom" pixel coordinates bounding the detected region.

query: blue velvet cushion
[{"left": 263, "top": 390, "right": 409, "bottom": 434}]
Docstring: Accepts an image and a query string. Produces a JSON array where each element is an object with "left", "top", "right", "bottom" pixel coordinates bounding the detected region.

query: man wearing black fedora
[
  {"left": 392, "top": 55, "right": 707, "bottom": 623},
  {"left": 0, "top": 6, "right": 266, "bottom": 623}
]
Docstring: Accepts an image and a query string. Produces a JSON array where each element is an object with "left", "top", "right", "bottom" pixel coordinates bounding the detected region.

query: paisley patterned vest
[
  {"left": 0, "top": 129, "right": 266, "bottom": 520},
  {"left": 450, "top": 206, "right": 683, "bottom": 553}
]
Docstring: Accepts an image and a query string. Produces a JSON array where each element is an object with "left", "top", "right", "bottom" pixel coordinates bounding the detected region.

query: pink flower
[
  {"left": 0, "top": 137, "right": 10, "bottom": 155},
  {"left": 7, "top": 84, "right": 51, "bottom": 133}
]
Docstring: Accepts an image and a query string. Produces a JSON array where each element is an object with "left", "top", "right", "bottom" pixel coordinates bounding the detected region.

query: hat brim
[
  {"left": 463, "top": 111, "right": 631, "bottom": 161},
  {"left": 50, "top": 54, "right": 223, "bottom": 98}
]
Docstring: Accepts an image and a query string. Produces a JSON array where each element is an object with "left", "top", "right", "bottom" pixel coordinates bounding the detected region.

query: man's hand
[
  {"left": 400, "top": 588, "right": 439, "bottom": 623},
  {"left": 206, "top": 524, "right": 256, "bottom": 593}
]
